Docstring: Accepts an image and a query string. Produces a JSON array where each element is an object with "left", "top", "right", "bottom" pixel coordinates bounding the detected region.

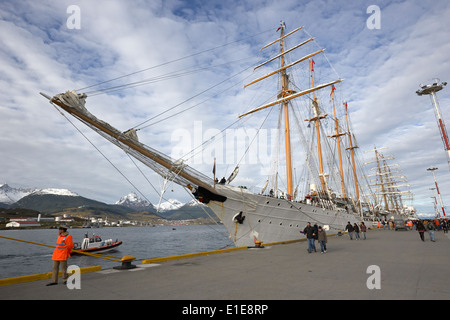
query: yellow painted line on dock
[
  {"left": 0, "top": 266, "right": 102, "bottom": 286},
  {"left": 142, "top": 235, "right": 316, "bottom": 264},
  {"left": 141, "top": 246, "right": 248, "bottom": 264}
]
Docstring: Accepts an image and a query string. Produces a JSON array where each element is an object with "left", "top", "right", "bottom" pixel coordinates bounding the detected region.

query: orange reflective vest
[{"left": 52, "top": 233, "right": 74, "bottom": 261}]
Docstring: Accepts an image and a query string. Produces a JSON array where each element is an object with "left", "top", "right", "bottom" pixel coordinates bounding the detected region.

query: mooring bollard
[{"left": 113, "top": 255, "right": 137, "bottom": 270}]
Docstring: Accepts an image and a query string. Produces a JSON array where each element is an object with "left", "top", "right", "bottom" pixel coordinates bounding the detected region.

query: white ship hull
[{"left": 208, "top": 185, "right": 362, "bottom": 247}]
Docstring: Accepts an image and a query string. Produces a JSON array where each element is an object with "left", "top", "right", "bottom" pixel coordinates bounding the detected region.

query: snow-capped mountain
[
  {"left": 115, "top": 192, "right": 152, "bottom": 209},
  {"left": 0, "top": 184, "right": 78, "bottom": 205},
  {"left": 185, "top": 199, "right": 207, "bottom": 207},
  {"left": 115, "top": 192, "right": 206, "bottom": 213},
  {"left": 155, "top": 198, "right": 184, "bottom": 212},
  {"left": 32, "top": 188, "right": 78, "bottom": 197},
  {"left": 0, "top": 184, "right": 38, "bottom": 204}
]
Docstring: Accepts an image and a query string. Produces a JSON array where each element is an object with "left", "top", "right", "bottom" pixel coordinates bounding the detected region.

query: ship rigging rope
[
  {"left": 75, "top": 28, "right": 273, "bottom": 93},
  {"left": 132, "top": 63, "right": 256, "bottom": 131},
  {"left": 50, "top": 99, "right": 235, "bottom": 241},
  {"left": 49, "top": 103, "right": 155, "bottom": 207},
  {"left": 0, "top": 235, "right": 123, "bottom": 262},
  {"left": 83, "top": 56, "right": 253, "bottom": 97},
  {"left": 179, "top": 90, "right": 277, "bottom": 166}
]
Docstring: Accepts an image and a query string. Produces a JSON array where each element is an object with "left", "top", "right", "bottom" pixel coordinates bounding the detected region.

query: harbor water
[{"left": 0, "top": 225, "right": 234, "bottom": 279}]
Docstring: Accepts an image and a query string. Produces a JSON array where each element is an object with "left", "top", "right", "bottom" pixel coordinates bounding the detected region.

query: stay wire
[
  {"left": 132, "top": 51, "right": 263, "bottom": 131},
  {"left": 50, "top": 102, "right": 154, "bottom": 207},
  {"left": 84, "top": 56, "right": 252, "bottom": 97},
  {"left": 76, "top": 28, "right": 273, "bottom": 92}
]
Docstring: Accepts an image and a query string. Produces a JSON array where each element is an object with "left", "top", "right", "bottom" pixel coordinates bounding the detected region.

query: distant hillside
[
  {"left": 161, "top": 202, "right": 219, "bottom": 221},
  {"left": 13, "top": 193, "right": 134, "bottom": 216},
  {"left": 1, "top": 184, "right": 219, "bottom": 223}
]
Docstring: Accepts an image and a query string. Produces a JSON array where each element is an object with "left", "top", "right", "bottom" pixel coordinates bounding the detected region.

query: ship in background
[
  {"left": 364, "top": 146, "right": 416, "bottom": 220},
  {"left": 40, "top": 22, "right": 378, "bottom": 247}
]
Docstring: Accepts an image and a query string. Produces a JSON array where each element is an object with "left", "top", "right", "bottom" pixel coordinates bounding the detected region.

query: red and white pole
[{"left": 427, "top": 167, "right": 446, "bottom": 217}]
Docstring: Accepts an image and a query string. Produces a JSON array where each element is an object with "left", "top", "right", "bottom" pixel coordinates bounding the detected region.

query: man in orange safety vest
[{"left": 46, "top": 225, "right": 74, "bottom": 286}]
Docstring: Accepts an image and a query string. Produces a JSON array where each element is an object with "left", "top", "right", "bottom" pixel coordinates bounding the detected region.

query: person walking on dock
[
  {"left": 303, "top": 222, "right": 316, "bottom": 253},
  {"left": 353, "top": 223, "right": 360, "bottom": 240},
  {"left": 317, "top": 226, "right": 327, "bottom": 253},
  {"left": 416, "top": 220, "right": 426, "bottom": 242},
  {"left": 442, "top": 219, "right": 448, "bottom": 233},
  {"left": 359, "top": 222, "right": 367, "bottom": 240},
  {"left": 345, "top": 222, "right": 354, "bottom": 240},
  {"left": 46, "top": 225, "right": 73, "bottom": 286},
  {"left": 426, "top": 220, "right": 436, "bottom": 242}
]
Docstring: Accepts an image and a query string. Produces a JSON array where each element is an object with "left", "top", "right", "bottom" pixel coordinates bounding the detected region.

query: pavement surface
[{"left": 1, "top": 228, "right": 449, "bottom": 302}]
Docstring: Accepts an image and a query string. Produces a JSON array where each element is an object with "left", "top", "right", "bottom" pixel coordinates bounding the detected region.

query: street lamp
[
  {"left": 417, "top": 80, "right": 450, "bottom": 170},
  {"left": 427, "top": 167, "right": 446, "bottom": 217}
]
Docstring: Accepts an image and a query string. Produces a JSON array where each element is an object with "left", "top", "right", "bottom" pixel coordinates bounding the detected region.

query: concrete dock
[{"left": 1, "top": 228, "right": 450, "bottom": 301}]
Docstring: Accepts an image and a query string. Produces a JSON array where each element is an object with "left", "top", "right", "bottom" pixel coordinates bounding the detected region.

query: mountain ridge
[{"left": 0, "top": 184, "right": 215, "bottom": 221}]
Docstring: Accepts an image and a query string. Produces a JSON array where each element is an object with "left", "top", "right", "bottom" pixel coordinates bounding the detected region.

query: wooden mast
[
  {"left": 330, "top": 87, "right": 346, "bottom": 198},
  {"left": 309, "top": 59, "right": 327, "bottom": 193},
  {"left": 240, "top": 22, "right": 342, "bottom": 199},
  {"left": 279, "top": 25, "right": 294, "bottom": 199},
  {"left": 344, "top": 102, "right": 360, "bottom": 202},
  {"left": 374, "top": 147, "right": 389, "bottom": 211}
]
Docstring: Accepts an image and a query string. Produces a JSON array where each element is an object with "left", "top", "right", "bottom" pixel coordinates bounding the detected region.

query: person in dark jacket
[
  {"left": 313, "top": 222, "right": 319, "bottom": 241},
  {"left": 416, "top": 220, "right": 426, "bottom": 241},
  {"left": 353, "top": 223, "right": 360, "bottom": 240},
  {"left": 345, "top": 222, "right": 354, "bottom": 240},
  {"left": 317, "top": 226, "right": 327, "bottom": 253},
  {"left": 442, "top": 219, "right": 448, "bottom": 233},
  {"left": 359, "top": 222, "right": 367, "bottom": 240},
  {"left": 303, "top": 222, "right": 316, "bottom": 253}
]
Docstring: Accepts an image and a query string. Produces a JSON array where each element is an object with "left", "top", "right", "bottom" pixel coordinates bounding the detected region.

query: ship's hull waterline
[{"left": 208, "top": 185, "right": 362, "bottom": 247}]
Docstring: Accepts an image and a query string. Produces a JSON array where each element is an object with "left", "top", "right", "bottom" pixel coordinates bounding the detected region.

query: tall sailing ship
[
  {"left": 364, "top": 146, "right": 415, "bottom": 219},
  {"left": 41, "top": 22, "right": 372, "bottom": 247}
]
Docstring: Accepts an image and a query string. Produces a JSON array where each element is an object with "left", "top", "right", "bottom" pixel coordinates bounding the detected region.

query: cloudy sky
[{"left": 1, "top": 0, "right": 449, "bottom": 217}]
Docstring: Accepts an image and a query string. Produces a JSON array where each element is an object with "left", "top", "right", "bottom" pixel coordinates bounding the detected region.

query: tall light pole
[
  {"left": 417, "top": 80, "right": 450, "bottom": 170},
  {"left": 427, "top": 167, "right": 446, "bottom": 217},
  {"left": 429, "top": 188, "right": 440, "bottom": 218}
]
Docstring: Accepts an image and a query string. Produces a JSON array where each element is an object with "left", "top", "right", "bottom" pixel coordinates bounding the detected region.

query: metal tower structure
[
  {"left": 427, "top": 167, "right": 446, "bottom": 218},
  {"left": 416, "top": 79, "right": 449, "bottom": 169}
]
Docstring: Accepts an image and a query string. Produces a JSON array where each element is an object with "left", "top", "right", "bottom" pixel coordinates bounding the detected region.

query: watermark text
[{"left": 366, "top": 5, "right": 381, "bottom": 30}]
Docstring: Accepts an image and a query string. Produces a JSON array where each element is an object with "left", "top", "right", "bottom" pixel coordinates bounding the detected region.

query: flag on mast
[{"left": 276, "top": 21, "right": 286, "bottom": 32}]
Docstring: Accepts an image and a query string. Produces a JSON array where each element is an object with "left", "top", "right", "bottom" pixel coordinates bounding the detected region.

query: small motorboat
[{"left": 72, "top": 233, "right": 122, "bottom": 254}]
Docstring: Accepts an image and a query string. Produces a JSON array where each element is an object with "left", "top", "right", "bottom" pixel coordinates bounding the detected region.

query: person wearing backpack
[{"left": 426, "top": 220, "right": 436, "bottom": 242}]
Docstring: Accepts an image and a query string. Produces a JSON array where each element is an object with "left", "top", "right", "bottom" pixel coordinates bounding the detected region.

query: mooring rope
[{"left": 0, "top": 235, "right": 123, "bottom": 262}]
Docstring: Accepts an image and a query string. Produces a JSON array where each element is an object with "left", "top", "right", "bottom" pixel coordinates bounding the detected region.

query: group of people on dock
[
  {"left": 302, "top": 221, "right": 368, "bottom": 254},
  {"left": 415, "top": 219, "right": 448, "bottom": 242},
  {"left": 375, "top": 218, "right": 448, "bottom": 242},
  {"left": 344, "top": 221, "right": 367, "bottom": 240},
  {"left": 302, "top": 222, "right": 328, "bottom": 253}
]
